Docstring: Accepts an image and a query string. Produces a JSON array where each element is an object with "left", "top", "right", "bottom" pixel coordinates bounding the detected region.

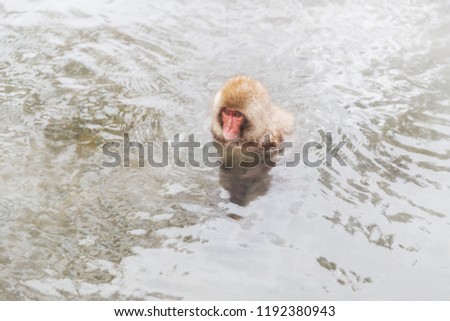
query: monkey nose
[{"left": 224, "top": 118, "right": 233, "bottom": 130}]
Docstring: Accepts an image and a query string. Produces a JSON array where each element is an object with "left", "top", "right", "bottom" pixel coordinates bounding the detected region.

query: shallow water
[{"left": 0, "top": 0, "right": 449, "bottom": 300}]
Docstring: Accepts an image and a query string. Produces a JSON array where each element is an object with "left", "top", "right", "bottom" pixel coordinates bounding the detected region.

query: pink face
[{"left": 221, "top": 108, "right": 245, "bottom": 141}]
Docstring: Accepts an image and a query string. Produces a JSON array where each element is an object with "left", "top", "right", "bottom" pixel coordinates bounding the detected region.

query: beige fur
[{"left": 211, "top": 76, "right": 294, "bottom": 145}]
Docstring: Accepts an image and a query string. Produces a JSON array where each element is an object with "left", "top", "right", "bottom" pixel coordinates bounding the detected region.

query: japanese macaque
[
  {"left": 211, "top": 76, "right": 295, "bottom": 206},
  {"left": 211, "top": 76, "right": 295, "bottom": 147}
]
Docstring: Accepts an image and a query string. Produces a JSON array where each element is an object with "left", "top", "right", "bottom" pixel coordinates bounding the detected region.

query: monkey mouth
[
  {"left": 222, "top": 123, "right": 241, "bottom": 142},
  {"left": 223, "top": 132, "right": 240, "bottom": 142}
]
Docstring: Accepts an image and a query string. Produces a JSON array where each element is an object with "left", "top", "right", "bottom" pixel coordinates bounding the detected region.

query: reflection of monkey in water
[
  {"left": 211, "top": 76, "right": 294, "bottom": 206},
  {"left": 218, "top": 147, "right": 273, "bottom": 206}
]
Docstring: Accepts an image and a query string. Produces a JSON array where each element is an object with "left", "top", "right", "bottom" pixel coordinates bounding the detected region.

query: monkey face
[{"left": 221, "top": 108, "right": 245, "bottom": 141}]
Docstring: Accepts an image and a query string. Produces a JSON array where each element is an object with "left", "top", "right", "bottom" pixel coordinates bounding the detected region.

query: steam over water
[{"left": 0, "top": 0, "right": 449, "bottom": 299}]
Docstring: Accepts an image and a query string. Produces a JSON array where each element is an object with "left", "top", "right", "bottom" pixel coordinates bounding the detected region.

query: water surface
[{"left": 0, "top": 0, "right": 449, "bottom": 300}]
